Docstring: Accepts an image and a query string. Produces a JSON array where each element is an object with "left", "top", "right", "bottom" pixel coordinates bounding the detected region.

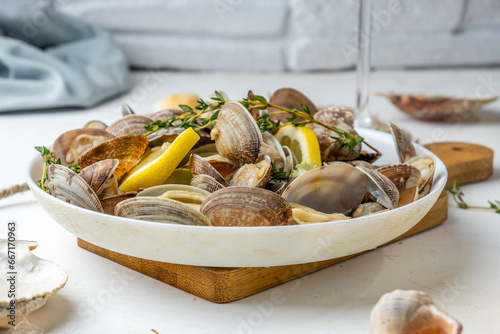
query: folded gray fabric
[{"left": 0, "top": 4, "right": 129, "bottom": 112}]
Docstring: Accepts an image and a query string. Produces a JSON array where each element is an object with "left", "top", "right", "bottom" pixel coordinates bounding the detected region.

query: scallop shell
[
  {"left": 370, "top": 289, "right": 462, "bottom": 334},
  {"left": 52, "top": 128, "right": 114, "bottom": 165},
  {"left": 106, "top": 114, "right": 153, "bottom": 137},
  {"left": 0, "top": 240, "right": 67, "bottom": 317},
  {"left": 389, "top": 122, "right": 416, "bottom": 163},
  {"left": 282, "top": 165, "right": 367, "bottom": 216},
  {"left": 267, "top": 87, "right": 318, "bottom": 123},
  {"left": 201, "top": 187, "right": 293, "bottom": 227},
  {"left": 78, "top": 135, "right": 149, "bottom": 177},
  {"left": 115, "top": 197, "right": 210, "bottom": 226},
  {"left": 211, "top": 101, "right": 262, "bottom": 166},
  {"left": 47, "top": 164, "right": 104, "bottom": 212}
]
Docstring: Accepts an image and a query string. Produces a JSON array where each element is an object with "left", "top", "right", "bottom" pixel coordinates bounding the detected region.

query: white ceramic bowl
[{"left": 28, "top": 128, "right": 447, "bottom": 267}]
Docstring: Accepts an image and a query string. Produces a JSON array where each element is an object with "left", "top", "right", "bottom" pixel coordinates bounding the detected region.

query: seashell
[
  {"left": 0, "top": 240, "right": 67, "bottom": 317},
  {"left": 147, "top": 127, "right": 185, "bottom": 147},
  {"left": 122, "top": 103, "right": 135, "bottom": 116},
  {"left": 261, "top": 132, "right": 286, "bottom": 170},
  {"left": 190, "top": 154, "right": 229, "bottom": 186},
  {"left": 370, "top": 289, "right": 462, "bottom": 334},
  {"left": 79, "top": 159, "right": 119, "bottom": 197},
  {"left": 201, "top": 187, "right": 293, "bottom": 227},
  {"left": 47, "top": 164, "right": 104, "bottom": 212},
  {"left": 267, "top": 87, "right": 318, "bottom": 123},
  {"left": 377, "top": 164, "right": 421, "bottom": 207},
  {"left": 291, "top": 203, "right": 349, "bottom": 224},
  {"left": 52, "top": 128, "right": 114, "bottom": 165},
  {"left": 137, "top": 184, "right": 210, "bottom": 211},
  {"left": 348, "top": 160, "right": 376, "bottom": 170},
  {"left": 282, "top": 165, "right": 367, "bottom": 216},
  {"left": 153, "top": 92, "right": 200, "bottom": 112},
  {"left": 404, "top": 155, "right": 436, "bottom": 198},
  {"left": 211, "top": 101, "right": 262, "bottom": 166},
  {"left": 356, "top": 150, "right": 382, "bottom": 164},
  {"left": 357, "top": 167, "right": 399, "bottom": 210},
  {"left": 310, "top": 108, "right": 362, "bottom": 161},
  {"left": 313, "top": 106, "right": 354, "bottom": 127},
  {"left": 282, "top": 145, "right": 297, "bottom": 175},
  {"left": 149, "top": 108, "right": 184, "bottom": 124},
  {"left": 389, "top": 122, "right": 416, "bottom": 163},
  {"left": 379, "top": 93, "right": 497, "bottom": 122},
  {"left": 83, "top": 120, "right": 108, "bottom": 130},
  {"left": 100, "top": 192, "right": 137, "bottom": 215},
  {"left": 230, "top": 155, "right": 272, "bottom": 188},
  {"left": 78, "top": 135, "right": 149, "bottom": 177},
  {"left": 352, "top": 202, "right": 387, "bottom": 218},
  {"left": 115, "top": 197, "right": 211, "bottom": 226},
  {"left": 106, "top": 114, "right": 153, "bottom": 137},
  {"left": 191, "top": 174, "right": 226, "bottom": 193}
]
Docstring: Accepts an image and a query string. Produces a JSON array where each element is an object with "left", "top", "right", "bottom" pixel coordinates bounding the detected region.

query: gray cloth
[{"left": 0, "top": 4, "right": 129, "bottom": 112}]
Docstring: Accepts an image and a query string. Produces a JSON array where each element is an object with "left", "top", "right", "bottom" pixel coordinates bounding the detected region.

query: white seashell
[
  {"left": 370, "top": 289, "right": 462, "bottom": 334},
  {"left": 0, "top": 240, "right": 67, "bottom": 317}
]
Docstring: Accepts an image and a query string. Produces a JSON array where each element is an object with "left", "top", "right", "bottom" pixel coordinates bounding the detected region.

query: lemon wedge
[
  {"left": 274, "top": 124, "right": 321, "bottom": 166},
  {"left": 119, "top": 128, "right": 200, "bottom": 192}
]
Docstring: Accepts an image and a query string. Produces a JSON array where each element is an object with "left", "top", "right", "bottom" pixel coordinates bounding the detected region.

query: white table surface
[{"left": 1, "top": 69, "right": 499, "bottom": 333}]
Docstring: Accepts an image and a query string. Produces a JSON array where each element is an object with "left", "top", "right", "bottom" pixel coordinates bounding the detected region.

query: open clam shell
[
  {"left": 0, "top": 240, "right": 67, "bottom": 317},
  {"left": 52, "top": 128, "right": 114, "bottom": 165},
  {"left": 211, "top": 101, "right": 262, "bottom": 166},
  {"left": 379, "top": 93, "right": 497, "bottom": 122},
  {"left": 230, "top": 155, "right": 272, "bottom": 188},
  {"left": 405, "top": 155, "right": 436, "bottom": 198},
  {"left": 78, "top": 135, "right": 149, "bottom": 177},
  {"left": 100, "top": 192, "right": 137, "bottom": 215},
  {"left": 267, "top": 87, "right": 318, "bottom": 123},
  {"left": 376, "top": 164, "right": 421, "bottom": 207},
  {"left": 79, "top": 159, "right": 119, "bottom": 196},
  {"left": 115, "top": 197, "right": 211, "bottom": 226},
  {"left": 201, "top": 187, "right": 293, "bottom": 227},
  {"left": 389, "top": 122, "right": 416, "bottom": 163},
  {"left": 191, "top": 174, "right": 226, "bottom": 193},
  {"left": 291, "top": 203, "right": 349, "bottom": 224},
  {"left": 357, "top": 167, "right": 399, "bottom": 210},
  {"left": 106, "top": 115, "right": 153, "bottom": 137},
  {"left": 282, "top": 165, "right": 367, "bottom": 216},
  {"left": 47, "top": 164, "right": 104, "bottom": 213},
  {"left": 191, "top": 154, "right": 229, "bottom": 186}
]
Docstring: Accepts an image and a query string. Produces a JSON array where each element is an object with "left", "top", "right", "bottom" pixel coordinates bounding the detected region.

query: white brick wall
[{"left": 52, "top": 0, "right": 500, "bottom": 71}]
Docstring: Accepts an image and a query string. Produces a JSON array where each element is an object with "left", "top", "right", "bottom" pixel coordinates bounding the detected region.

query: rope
[{"left": 0, "top": 183, "right": 29, "bottom": 200}]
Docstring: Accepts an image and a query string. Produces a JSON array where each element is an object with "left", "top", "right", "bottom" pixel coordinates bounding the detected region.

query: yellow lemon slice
[
  {"left": 120, "top": 128, "right": 200, "bottom": 192},
  {"left": 274, "top": 124, "right": 321, "bottom": 166}
]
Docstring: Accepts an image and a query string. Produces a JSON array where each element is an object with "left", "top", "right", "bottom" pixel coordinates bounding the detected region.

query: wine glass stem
[{"left": 355, "top": 0, "right": 374, "bottom": 128}]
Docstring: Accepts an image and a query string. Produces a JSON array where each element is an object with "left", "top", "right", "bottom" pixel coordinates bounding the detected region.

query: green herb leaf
[{"left": 179, "top": 105, "right": 195, "bottom": 114}]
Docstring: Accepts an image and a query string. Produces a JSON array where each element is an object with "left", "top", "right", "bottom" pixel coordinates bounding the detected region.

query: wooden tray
[{"left": 77, "top": 142, "right": 493, "bottom": 303}]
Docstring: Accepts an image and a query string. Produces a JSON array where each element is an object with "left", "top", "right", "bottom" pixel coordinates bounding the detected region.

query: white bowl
[{"left": 28, "top": 128, "right": 447, "bottom": 267}]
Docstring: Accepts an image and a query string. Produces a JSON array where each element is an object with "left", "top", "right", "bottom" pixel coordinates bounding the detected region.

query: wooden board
[{"left": 78, "top": 142, "right": 493, "bottom": 303}]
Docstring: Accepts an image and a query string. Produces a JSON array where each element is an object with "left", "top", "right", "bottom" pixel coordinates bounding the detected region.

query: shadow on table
[{"left": 25, "top": 294, "right": 75, "bottom": 333}]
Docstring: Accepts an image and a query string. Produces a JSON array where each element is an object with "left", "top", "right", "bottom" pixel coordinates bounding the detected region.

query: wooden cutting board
[{"left": 77, "top": 142, "right": 493, "bottom": 303}]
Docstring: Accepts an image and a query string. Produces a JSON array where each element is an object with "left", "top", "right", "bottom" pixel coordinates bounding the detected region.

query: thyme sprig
[
  {"left": 449, "top": 181, "right": 500, "bottom": 213},
  {"left": 35, "top": 146, "right": 80, "bottom": 193},
  {"left": 143, "top": 91, "right": 379, "bottom": 154}
]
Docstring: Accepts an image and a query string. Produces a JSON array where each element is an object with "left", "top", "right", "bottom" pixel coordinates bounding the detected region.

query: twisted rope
[{"left": 0, "top": 183, "right": 29, "bottom": 199}]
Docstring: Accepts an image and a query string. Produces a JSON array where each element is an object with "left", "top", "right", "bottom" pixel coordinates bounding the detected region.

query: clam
[
  {"left": 149, "top": 108, "right": 184, "bottom": 124},
  {"left": 201, "top": 187, "right": 293, "bottom": 226},
  {"left": 137, "top": 184, "right": 210, "bottom": 211},
  {"left": 191, "top": 174, "right": 226, "bottom": 193},
  {"left": 261, "top": 132, "right": 286, "bottom": 170},
  {"left": 0, "top": 240, "right": 67, "bottom": 317},
  {"left": 100, "top": 192, "right": 137, "bottom": 215},
  {"left": 291, "top": 203, "right": 349, "bottom": 224},
  {"left": 313, "top": 106, "right": 354, "bottom": 126},
  {"left": 106, "top": 114, "right": 153, "bottom": 137},
  {"left": 52, "top": 128, "right": 114, "bottom": 165},
  {"left": 377, "top": 164, "right": 421, "bottom": 207},
  {"left": 230, "top": 155, "right": 272, "bottom": 188},
  {"left": 190, "top": 154, "right": 229, "bottom": 186},
  {"left": 282, "top": 165, "right": 367, "bottom": 216},
  {"left": 122, "top": 103, "right": 135, "bottom": 116},
  {"left": 389, "top": 122, "right": 416, "bottom": 163},
  {"left": 357, "top": 167, "right": 399, "bottom": 210},
  {"left": 78, "top": 135, "right": 149, "bottom": 177},
  {"left": 79, "top": 159, "right": 119, "bottom": 198},
  {"left": 405, "top": 155, "right": 436, "bottom": 198},
  {"left": 370, "top": 289, "right": 462, "bottom": 334},
  {"left": 267, "top": 87, "right": 318, "bottom": 123},
  {"left": 351, "top": 202, "right": 387, "bottom": 218},
  {"left": 378, "top": 93, "right": 497, "bottom": 122},
  {"left": 282, "top": 146, "right": 298, "bottom": 175},
  {"left": 83, "top": 120, "right": 108, "bottom": 130},
  {"left": 115, "top": 197, "right": 211, "bottom": 226},
  {"left": 47, "top": 164, "right": 104, "bottom": 213},
  {"left": 356, "top": 150, "right": 382, "bottom": 164},
  {"left": 211, "top": 101, "right": 262, "bottom": 166},
  {"left": 348, "top": 160, "right": 376, "bottom": 170}
]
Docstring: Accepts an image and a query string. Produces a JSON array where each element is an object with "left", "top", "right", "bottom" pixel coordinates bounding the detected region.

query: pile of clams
[{"left": 42, "top": 89, "right": 436, "bottom": 227}]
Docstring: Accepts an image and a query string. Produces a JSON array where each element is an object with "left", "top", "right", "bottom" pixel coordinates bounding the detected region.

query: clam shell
[
  {"left": 100, "top": 192, "right": 137, "bottom": 215},
  {"left": 370, "top": 289, "right": 462, "bottom": 334},
  {"left": 291, "top": 203, "right": 349, "bottom": 224},
  {"left": 389, "top": 122, "right": 416, "bottom": 163},
  {"left": 52, "top": 128, "right": 114, "bottom": 165},
  {"left": 122, "top": 103, "right": 135, "bottom": 116},
  {"left": 83, "top": 120, "right": 108, "bottom": 130},
  {"left": 352, "top": 202, "right": 387, "bottom": 218},
  {"left": 314, "top": 106, "right": 354, "bottom": 127},
  {"left": 191, "top": 154, "right": 229, "bottom": 186},
  {"left": 47, "top": 164, "right": 104, "bottom": 213},
  {"left": 78, "top": 135, "right": 149, "bottom": 177},
  {"left": 201, "top": 187, "right": 293, "bottom": 227},
  {"left": 191, "top": 174, "right": 226, "bottom": 193},
  {"left": 149, "top": 109, "right": 184, "bottom": 124},
  {"left": 267, "top": 87, "right": 318, "bottom": 123},
  {"left": 80, "top": 159, "right": 119, "bottom": 196},
  {"left": 0, "top": 240, "right": 67, "bottom": 317},
  {"left": 282, "top": 165, "right": 367, "bottom": 216},
  {"left": 137, "top": 184, "right": 210, "bottom": 208},
  {"left": 379, "top": 93, "right": 497, "bottom": 122},
  {"left": 357, "top": 167, "right": 399, "bottom": 210},
  {"left": 106, "top": 115, "right": 153, "bottom": 137},
  {"left": 211, "top": 101, "right": 262, "bottom": 166},
  {"left": 115, "top": 197, "right": 211, "bottom": 226},
  {"left": 230, "top": 155, "right": 272, "bottom": 188},
  {"left": 405, "top": 155, "right": 436, "bottom": 198},
  {"left": 377, "top": 164, "right": 421, "bottom": 207}
]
